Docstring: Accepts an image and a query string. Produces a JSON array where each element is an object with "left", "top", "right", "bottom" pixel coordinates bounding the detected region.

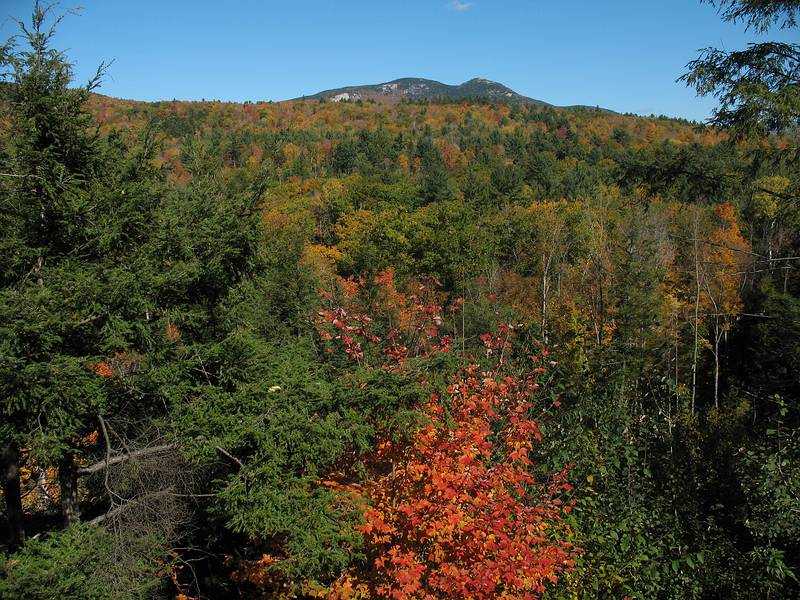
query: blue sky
[{"left": 1, "top": 1, "right": 796, "bottom": 121}]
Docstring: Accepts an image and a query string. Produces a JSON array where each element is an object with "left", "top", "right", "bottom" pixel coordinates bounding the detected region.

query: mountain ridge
[{"left": 298, "top": 77, "right": 609, "bottom": 111}]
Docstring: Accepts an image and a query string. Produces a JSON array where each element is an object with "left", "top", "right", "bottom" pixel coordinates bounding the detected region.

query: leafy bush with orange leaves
[
  {"left": 313, "top": 271, "right": 577, "bottom": 598},
  {"left": 327, "top": 330, "right": 577, "bottom": 599}
]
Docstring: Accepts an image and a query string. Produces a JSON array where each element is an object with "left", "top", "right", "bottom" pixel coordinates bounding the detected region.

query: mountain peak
[{"left": 299, "top": 77, "right": 546, "bottom": 105}]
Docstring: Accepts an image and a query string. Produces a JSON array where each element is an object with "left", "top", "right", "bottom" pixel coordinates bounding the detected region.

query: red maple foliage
[
  {"left": 315, "top": 268, "right": 455, "bottom": 368},
  {"left": 318, "top": 271, "right": 578, "bottom": 599},
  {"left": 91, "top": 362, "right": 113, "bottom": 378},
  {"left": 330, "top": 363, "right": 575, "bottom": 598}
]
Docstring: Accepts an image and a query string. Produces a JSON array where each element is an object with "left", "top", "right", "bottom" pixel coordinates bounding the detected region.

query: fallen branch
[
  {"left": 215, "top": 446, "right": 249, "bottom": 495},
  {"left": 215, "top": 446, "right": 244, "bottom": 469},
  {"left": 77, "top": 444, "right": 175, "bottom": 476},
  {"left": 89, "top": 488, "right": 174, "bottom": 526}
]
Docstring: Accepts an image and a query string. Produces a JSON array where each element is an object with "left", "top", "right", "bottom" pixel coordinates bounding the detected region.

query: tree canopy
[{"left": 1, "top": 2, "right": 800, "bottom": 598}]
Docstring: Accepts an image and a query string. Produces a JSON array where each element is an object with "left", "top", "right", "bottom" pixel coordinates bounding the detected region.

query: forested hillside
[{"left": 1, "top": 2, "right": 799, "bottom": 599}]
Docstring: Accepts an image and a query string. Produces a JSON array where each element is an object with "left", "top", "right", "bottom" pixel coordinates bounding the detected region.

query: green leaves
[
  {"left": 0, "top": 524, "right": 165, "bottom": 600},
  {"left": 170, "top": 333, "right": 421, "bottom": 580}
]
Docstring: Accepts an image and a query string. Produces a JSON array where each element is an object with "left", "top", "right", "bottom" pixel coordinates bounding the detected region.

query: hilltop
[{"left": 298, "top": 76, "right": 609, "bottom": 110}]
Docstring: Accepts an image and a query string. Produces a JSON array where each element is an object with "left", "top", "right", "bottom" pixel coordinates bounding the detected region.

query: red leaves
[
  {"left": 330, "top": 352, "right": 577, "bottom": 598},
  {"left": 315, "top": 268, "right": 453, "bottom": 368},
  {"left": 315, "top": 273, "right": 577, "bottom": 597},
  {"left": 478, "top": 323, "right": 521, "bottom": 365},
  {"left": 91, "top": 362, "right": 113, "bottom": 378}
]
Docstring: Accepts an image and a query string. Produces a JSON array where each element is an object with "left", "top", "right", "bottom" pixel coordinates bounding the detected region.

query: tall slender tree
[{"left": 0, "top": 0, "right": 111, "bottom": 540}]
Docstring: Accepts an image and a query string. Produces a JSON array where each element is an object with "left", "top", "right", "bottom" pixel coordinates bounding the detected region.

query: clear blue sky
[{"left": 1, "top": 1, "right": 797, "bottom": 121}]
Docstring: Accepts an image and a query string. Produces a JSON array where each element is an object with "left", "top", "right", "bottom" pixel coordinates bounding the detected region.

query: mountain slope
[{"left": 299, "top": 77, "right": 549, "bottom": 105}]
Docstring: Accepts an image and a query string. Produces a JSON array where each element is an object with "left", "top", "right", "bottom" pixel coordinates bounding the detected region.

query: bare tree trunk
[
  {"left": 674, "top": 305, "right": 679, "bottom": 404},
  {"left": 58, "top": 452, "right": 80, "bottom": 526},
  {"left": 1, "top": 443, "right": 25, "bottom": 549},
  {"left": 714, "top": 317, "right": 721, "bottom": 409},
  {"left": 691, "top": 226, "right": 701, "bottom": 416},
  {"left": 784, "top": 264, "right": 789, "bottom": 294},
  {"left": 541, "top": 253, "right": 552, "bottom": 344},
  {"left": 597, "top": 265, "right": 605, "bottom": 346}
]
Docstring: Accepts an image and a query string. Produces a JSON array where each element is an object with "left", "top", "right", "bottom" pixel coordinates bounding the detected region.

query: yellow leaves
[
  {"left": 751, "top": 176, "right": 790, "bottom": 220},
  {"left": 282, "top": 142, "right": 302, "bottom": 163},
  {"left": 398, "top": 153, "right": 410, "bottom": 174},
  {"left": 17, "top": 459, "right": 59, "bottom": 513},
  {"left": 707, "top": 202, "right": 750, "bottom": 316},
  {"left": 301, "top": 244, "right": 342, "bottom": 283}
]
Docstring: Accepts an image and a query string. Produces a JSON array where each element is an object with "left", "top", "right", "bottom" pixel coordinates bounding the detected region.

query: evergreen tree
[
  {"left": 682, "top": 0, "right": 800, "bottom": 136},
  {"left": 0, "top": 2, "right": 265, "bottom": 556},
  {"left": 0, "top": 1, "right": 118, "bottom": 543}
]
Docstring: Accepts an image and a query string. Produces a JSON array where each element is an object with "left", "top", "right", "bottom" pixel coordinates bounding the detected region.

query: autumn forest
[{"left": 1, "top": 1, "right": 799, "bottom": 598}]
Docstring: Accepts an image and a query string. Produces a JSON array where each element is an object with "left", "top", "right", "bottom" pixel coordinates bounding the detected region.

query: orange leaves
[
  {"left": 78, "top": 430, "right": 99, "bottom": 448},
  {"left": 708, "top": 202, "right": 750, "bottom": 316},
  {"left": 90, "top": 351, "right": 143, "bottom": 379},
  {"left": 226, "top": 552, "right": 287, "bottom": 593},
  {"left": 91, "top": 362, "right": 113, "bottom": 378},
  {"left": 328, "top": 343, "right": 577, "bottom": 598},
  {"left": 166, "top": 322, "right": 182, "bottom": 342},
  {"left": 325, "top": 575, "right": 372, "bottom": 599}
]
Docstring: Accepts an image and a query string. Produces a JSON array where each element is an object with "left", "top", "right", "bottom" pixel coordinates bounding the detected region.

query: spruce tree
[
  {"left": 0, "top": 2, "right": 265, "bottom": 549},
  {"left": 0, "top": 1, "right": 113, "bottom": 544}
]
